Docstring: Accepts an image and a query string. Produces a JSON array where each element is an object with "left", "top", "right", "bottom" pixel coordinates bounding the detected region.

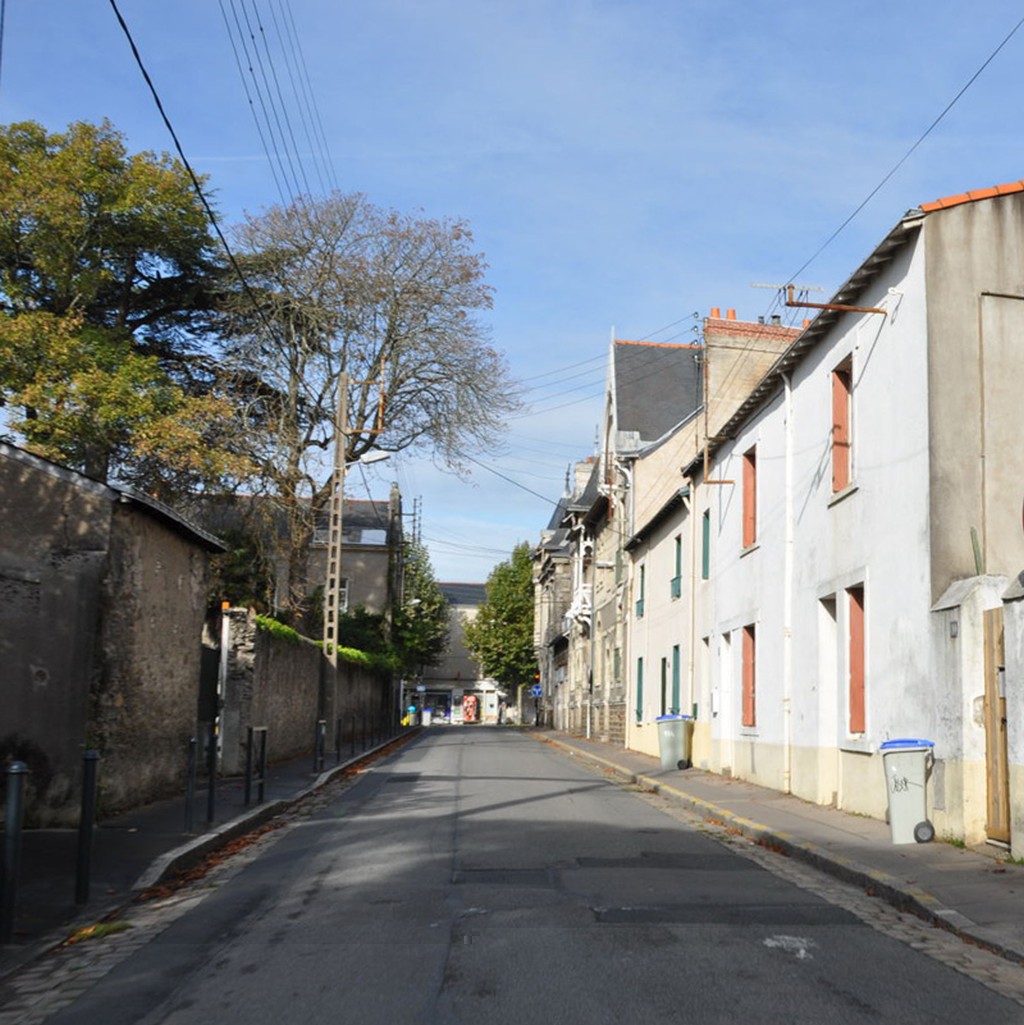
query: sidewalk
[
  {"left": 0, "top": 733, "right": 408, "bottom": 979},
  {"left": 540, "top": 730, "right": 1024, "bottom": 966}
]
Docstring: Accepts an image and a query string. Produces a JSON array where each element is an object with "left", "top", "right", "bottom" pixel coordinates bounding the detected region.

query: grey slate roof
[
  {"left": 440, "top": 582, "right": 487, "bottom": 606},
  {"left": 614, "top": 341, "right": 702, "bottom": 443}
]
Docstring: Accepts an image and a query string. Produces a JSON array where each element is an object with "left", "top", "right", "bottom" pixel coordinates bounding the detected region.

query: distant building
[{"left": 413, "top": 582, "right": 503, "bottom": 724}]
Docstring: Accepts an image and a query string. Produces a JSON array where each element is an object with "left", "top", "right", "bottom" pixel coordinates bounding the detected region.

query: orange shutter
[
  {"left": 742, "top": 448, "right": 757, "bottom": 547},
  {"left": 832, "top": 365, "right": 851, "bottom": 492},
  {"left": 742, "top": 624, "right": 756, "bottom": 727},
  {"left": 848, "top": 586, "right": 865, "bottom": 733}
]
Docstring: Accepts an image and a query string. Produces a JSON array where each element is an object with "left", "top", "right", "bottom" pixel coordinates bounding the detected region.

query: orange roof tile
[{"left": 921, "top": 180, "right": 1024, "bottom": 213}]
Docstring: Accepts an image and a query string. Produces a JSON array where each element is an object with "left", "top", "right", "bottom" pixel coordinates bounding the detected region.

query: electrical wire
[
  {"left": 0, "top": 0, "right": 6, "bottom": 95},
  {"left": 785, "top": 14, "right": 1024, "bottom": 287},
  {"left": 107, "top": 0, "right": 276, "bottom": 342}
]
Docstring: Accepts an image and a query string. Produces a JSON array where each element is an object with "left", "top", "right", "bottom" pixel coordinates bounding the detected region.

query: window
[
  {"left": 635, "top": 657, "right": 644, "bottom": 722},
  {"left": 741, "top": 624, "right": 756, "bottom": 727},
  {"left": 701, "top": 509, "right": 711, "bottom": 580},
  {"left": 832, "top": 358, "right": 852, "bottom": 493},
  {"left": 635, "top": 564, "right": 646, "bottom": 618},
  {"left": 671, "top": 535, "right": 682, "bottom": 597},
  {"left": 742, "top": 447, "right": 757, "bottom": 548},
  {"left": 671, "top": 644, "right": 681, "bottom": 714},
  {"left": 847, "top": 585, "right": 865, "bottom": 733}
]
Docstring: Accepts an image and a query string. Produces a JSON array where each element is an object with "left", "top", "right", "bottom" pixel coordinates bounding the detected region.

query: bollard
[
  {"left": 245, "top": 727, "right": 268, "bottom": 806},
  {"left": 75, "top": 751, "right": 100, "bottom": 905},
  {"left": 206, "top": 723, "right": 217, "bottom": 826},
  {"left": 314, "top": 719, "right": 326, "bottom": 773},
  {"left": 1, "top": 761, "right": 29, "bottom": 945},
  {"left": 185, "top": 737, "right": 197, "bottom": 833}
]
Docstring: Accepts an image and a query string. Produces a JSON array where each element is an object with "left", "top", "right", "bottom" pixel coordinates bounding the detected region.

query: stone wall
[
  {"left": 0, "top": 444, "right": 217, "bottom": 824},
  {"left": 90, "top": 504, "right": 212, "bottom": 814},
  {"left": 219, "top": 609, "right": 394, "bottom": 774}
]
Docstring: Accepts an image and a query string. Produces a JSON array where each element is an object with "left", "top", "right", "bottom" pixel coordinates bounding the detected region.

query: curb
[{"left": 540, "top": 734, "right": 1024, "bottom": 967}]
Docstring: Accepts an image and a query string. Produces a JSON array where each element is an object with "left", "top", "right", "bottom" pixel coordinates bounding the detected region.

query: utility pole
[{"left": 323, "top": 371, "right": 348, "bottom": 666}]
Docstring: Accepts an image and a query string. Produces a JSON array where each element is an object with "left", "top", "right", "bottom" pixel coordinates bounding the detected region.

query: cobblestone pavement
[
  {"left": 0, "top": 772, "right": 362, "bottom": 1025},
  {"left": 5, "top": 754, "right": 1024, "bottom": 1022}
]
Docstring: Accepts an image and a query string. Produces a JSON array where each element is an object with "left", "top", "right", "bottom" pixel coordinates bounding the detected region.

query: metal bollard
[
  {"left": 75, "top": 751, "right": 100, "bottom": 905},
  {"left": 1, "top": 761, "right": 29, "bottom": 945},
  {"left": 245, "top": 727, "right": 268, "bottom": 806},
  {"left": 206, "top": 723, "right": 217, "bottom": 826},
  {"left": 314, "top": 719, "right": 326, "bottom": 773},
  {"left": 185, "top": 737, "right": 197, "bottom": 833}
]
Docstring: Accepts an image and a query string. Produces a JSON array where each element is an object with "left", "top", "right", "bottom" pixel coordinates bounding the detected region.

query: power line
[
  {"left": 0, "top": 0, "right": 6, "bottom": 95},
  {"left": 786, "top": 14, "right": 1024, "bottom": 286},
  {"left": 107, "top": 1, "right": 267, "bottom": 323}
]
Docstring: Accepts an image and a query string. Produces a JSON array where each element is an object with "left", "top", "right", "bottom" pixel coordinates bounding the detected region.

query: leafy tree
[
  {"left": 463, "top": 542, "right": 537, "bottom": 690},
  {"left": 392, "top": 540, "right": 449, "bottom": 674},
  {"left": 0, "top": 120, "right": 242, "bottom": 493},
  {"left": 217, "top": 191, "right": 521, "bottom": 618}
]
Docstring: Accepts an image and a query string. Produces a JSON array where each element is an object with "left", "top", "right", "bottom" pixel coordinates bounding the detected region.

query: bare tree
[{"left": 218, "top": 192, "right": 520, "bottom": 622}]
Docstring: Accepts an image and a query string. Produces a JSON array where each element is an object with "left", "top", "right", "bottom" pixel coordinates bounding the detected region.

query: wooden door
[{"left": 984, "top": 608, "right": 1010, "bottom": 844}]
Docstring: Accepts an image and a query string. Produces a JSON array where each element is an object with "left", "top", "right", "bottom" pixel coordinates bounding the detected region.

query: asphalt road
[{"left": 40, "top": 728, "right": 1024, "bottom": 1024}]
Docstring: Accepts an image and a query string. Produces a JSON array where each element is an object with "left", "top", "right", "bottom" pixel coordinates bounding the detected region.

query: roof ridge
[
  {"left": 615, "top": 339, "right": 701, "bottom": 349},
  {"left": 921, "top": 180, "right": 1024, "bottom": 213}
]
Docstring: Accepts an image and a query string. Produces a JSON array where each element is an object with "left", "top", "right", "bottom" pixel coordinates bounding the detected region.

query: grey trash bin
[
  {"left": 655, "top": 714, "right": 692, "bottom": 770},
  {"left": 879, "top": 738, "right": 935, "bottom": 844}
]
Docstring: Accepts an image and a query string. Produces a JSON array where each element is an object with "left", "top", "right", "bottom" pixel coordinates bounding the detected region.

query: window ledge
[
  {"left": 828, "top": 483, "right": 859, "bottom": 508},
  {"left": 739, "top": 727, "right": 759, "bottom": 738},
  {"left": 839, "top": 737, "right": 872, "bottom": 755},
  {"left": 740, "top": 542, "right": 760, "bottom": 558}
]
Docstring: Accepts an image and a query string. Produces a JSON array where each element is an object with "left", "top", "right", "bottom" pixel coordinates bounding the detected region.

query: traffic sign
[{"left": 530, "top": 683, "right": 543, "bottom": 698}]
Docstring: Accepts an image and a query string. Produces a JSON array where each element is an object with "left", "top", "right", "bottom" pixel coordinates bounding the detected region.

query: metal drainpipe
[
  {"left": 782, "top": 372, "right": 794, "bottom": 795},
  {"left": 587, "top": 529, "right": 595, "bottom": 740},
  {"left": 684, "top": 476, "right": 697, "bottom": 719}
]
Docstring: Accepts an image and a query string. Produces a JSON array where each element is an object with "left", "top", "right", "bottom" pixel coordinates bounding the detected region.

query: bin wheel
[
  {"left": 676, "top": 759, "right": 691, "bottom": 771},
  {"left": 914, "top": 820, "right": 935, "bottom": 844}
]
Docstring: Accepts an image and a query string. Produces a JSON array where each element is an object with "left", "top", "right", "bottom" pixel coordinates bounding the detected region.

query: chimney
[
  {"left": 770, "top": 314, "right": 781, "bottom": 325},
  {"left": 710, "top": 306, "right": 721, "bottom": 319},
  {"left": 726, "top": 308, "right": 736, "bottom": 320},
  {"left": 803, "top": 319, "right": 812, "bottom": 328}
]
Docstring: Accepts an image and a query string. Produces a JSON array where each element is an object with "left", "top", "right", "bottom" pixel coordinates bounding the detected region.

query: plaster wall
[
  {"left": 707, "top": 237, "right": 936, "bottom": 809},
  {"left": 925, "top": 197, "right": 1024, "bottom": 598}
]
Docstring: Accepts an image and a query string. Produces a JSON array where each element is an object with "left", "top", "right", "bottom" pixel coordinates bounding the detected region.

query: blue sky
[{"left": 3, "top": 2, "right": 1023, "bottom": 581}]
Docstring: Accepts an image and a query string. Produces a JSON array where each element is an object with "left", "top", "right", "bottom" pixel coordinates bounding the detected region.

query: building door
[{"left": 983, "top": 607, "right": 1010, "bottom": 844}]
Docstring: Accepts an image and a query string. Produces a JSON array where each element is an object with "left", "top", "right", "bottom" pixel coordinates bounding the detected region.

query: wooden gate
[{"left": 984, "top": 607, "right": 1010, "bottom": 844}]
